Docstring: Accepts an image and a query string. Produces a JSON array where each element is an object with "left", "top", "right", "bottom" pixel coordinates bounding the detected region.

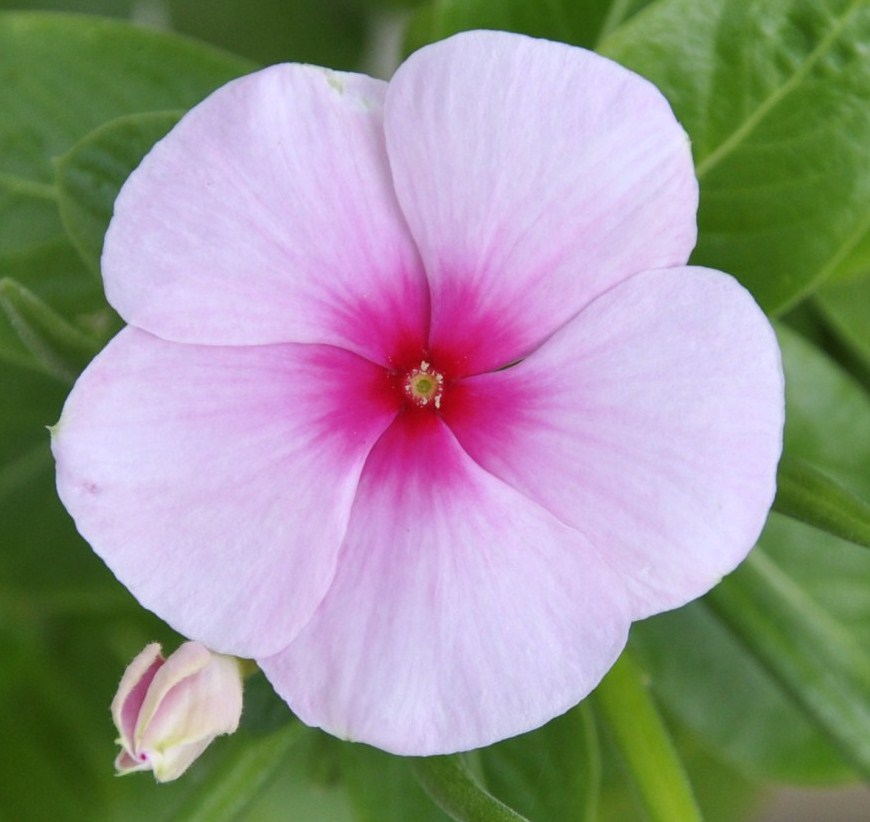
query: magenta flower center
[{"left": 403, "top": 361, "right": 445, "bottom": 409}]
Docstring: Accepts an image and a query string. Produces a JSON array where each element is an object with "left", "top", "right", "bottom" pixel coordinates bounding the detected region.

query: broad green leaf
[
  {"left": 630, "top": 590, "right": 852, "bottom": 784},
  {"left": 0, "top": 11, "right": 247, "bottom": 166},
  {"left": 0, "top": 12, "right": 252, "bottom": 243},
  {"left": 707, "top": 551, "right": 870, "bottom": 780},
  {"left": 0, "top": 0, "right": 135, "bottom": 16},
  {"left": 56, "top": 111, "right": 182, "bottom": 275},
  {"left": 773, "top": 454, "right": 870, "bottom": 550},
  {"left": 591, "top": 651, "right": 702, "bottom": 822},
  {"left": 828, "top": 230, "right": 870, "bottom": 283},
  {"left": 0, "top": 277, "right": 101, "bottom": 382},
  {"left": 602, "top": 0, "right": 870, "bottom": 314},
  {"left": 340, "top": 745, "right": 451, "bottom": 822},
  {"left": 478, "top": 704, "right": 600, "bottom": 822},
  {"left": 168, "top": 0, "right": 367, "bottom": 70},
  {"left": 405, "top": 0, "right": 652, "bottom": 55},
  {"left": 0, "top": 361, "right": 107, "bottom": 593},
  {"left": 410, "top": 755, "right": 530, "bottom": 822},
  {"left": 816, "top": 272, "right": 870, "bottom": 370},
  {"left": 779, "top": 325, "right": 870, "bottom": 499}
]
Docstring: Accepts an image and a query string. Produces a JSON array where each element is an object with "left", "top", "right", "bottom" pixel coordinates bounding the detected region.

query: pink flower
[
  {"left": 52, "top": 31, "right": 783, "bottom": 755},
  {"left": 111, "top": 642, "right": 243, "bottom": 781}
]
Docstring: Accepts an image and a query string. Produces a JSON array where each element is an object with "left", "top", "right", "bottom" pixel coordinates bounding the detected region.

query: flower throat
[{"left": 403, "top": 361, "right": 444, "bottom": 409}]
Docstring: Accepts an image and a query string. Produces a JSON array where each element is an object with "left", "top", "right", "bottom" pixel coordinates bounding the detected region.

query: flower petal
[
  {"left": 149, "top": 739, "right": 212, "bottom": 783},
  {"left": 445, "top": 267, "right": 784, "bottom": 618},
  {"left": 103, "top": 65, "right": 428, "bottom": 363},
  {"left": 52, "top": 328, "right": 397, "bottom": 656},
  {"left": 384, "top": 30, "right": 698, "bottom": 374},
  {"left": 261, "top": 414, "right": 630, "bottom": 755},
  {"left": 137, "top": 644, "right": 242, "bottom": 757},
  {"left": 111, "top": 642, "right": 163, "bottom": 753}
]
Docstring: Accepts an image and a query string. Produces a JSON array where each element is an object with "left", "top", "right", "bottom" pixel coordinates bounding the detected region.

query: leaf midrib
[{"left": 696, "top": 0, "right": 864, "bottom": 179}]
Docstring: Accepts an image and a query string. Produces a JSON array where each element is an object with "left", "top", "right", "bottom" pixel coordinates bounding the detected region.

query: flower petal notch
[
  {"left": 53, "top": 29, "right": 784, "bottom": 755},
  {"left": 111, "top": 642, "right": 243, "bottom": 782}
]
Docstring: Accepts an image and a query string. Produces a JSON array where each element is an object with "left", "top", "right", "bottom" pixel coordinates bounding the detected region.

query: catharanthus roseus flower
[
  {"left": 52, "top": 31, "right": 784, "bottom": 755},
  {"left": 112, "top": 641, "right": 243, "bottom": 781}
]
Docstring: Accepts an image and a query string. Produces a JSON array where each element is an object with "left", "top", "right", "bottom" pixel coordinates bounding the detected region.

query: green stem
[
  {"left": 773, "top": 454, "right": 870, "bottom": 549},
  {"left": 592, "top": 649, "right": 703, "bottom": 822},
  {"left": 410, "top": 755, "right": 530, "bottom": 822}
]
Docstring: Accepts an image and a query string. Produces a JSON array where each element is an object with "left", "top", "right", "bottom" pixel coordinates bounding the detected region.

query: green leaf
[
  {"left": 410, "top": 755, "right": 530, "bottom": 822},
  {"left": 404, "top": 0, "right": 652, "bottom": 55},
  {"left": 486, "top": 709, "right": 600, "bottom": 821},
  {"left": 56, "top": 111, "right": 182, "bottom": 275},
  {"left": 779, "top": 325, "right": 870, "bottom": 500},
  {"left": 479, "top": 704, "right": 600, "bottom": 822},
  {"left": 707, "top": 550, "right": 870, "bottom": 780},
  {"left": 773, "top": 454, "right": 870, "bottom": 550},
  {"left": 0, "top": 234, "right": 114, "bottom": 353},
  {"left": 815, "top": 272, "right": 870, "bottom": 371},
  {"left": 0, "top": 277, "right": 101, "bottom": 382},
  {"left": 631, "top": 590, "right": 853, "bottom": 785},
  {"left": 168, "top": 0, "right": 367, "bottom": 71},
  {"left": 0, "top": 361, "right": 109, "bottom": 592},
  {"left": 339, "top": 745, "right": 451, "bottom": 822},
  {"left": 0, "top": 0, "right": 136, "bottom": 17},
  {"left": 602, "top": 0, "right": 870, "bottom": 314},
  {"left": 596, "top": 709, "right": 760, "bottom": 822},
  {"left": 172, "top": 723, "right": 304, "bottom": 822},
  {"left": 0, "top": 11, "right": 252, "bottom": 244},
  {"left": 591, "top": 651, "right": 702, "bottom": 822}
]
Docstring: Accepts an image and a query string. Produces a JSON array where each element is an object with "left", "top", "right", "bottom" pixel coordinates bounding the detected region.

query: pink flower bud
[{"left": 111, "top": 641, "right": 243, "bottom": 782}]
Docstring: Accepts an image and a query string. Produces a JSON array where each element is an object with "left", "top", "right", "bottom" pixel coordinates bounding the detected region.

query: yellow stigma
[{"left": 404, "top": 361, "right": 444, "bottom": 408}]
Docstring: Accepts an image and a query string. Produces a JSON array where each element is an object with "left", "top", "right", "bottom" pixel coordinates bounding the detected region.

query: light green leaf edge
[
  {"left": 773, "top": 453, "right": 870, "bottom": 550},
  {"left": 0, "top": 277, "right": 101, "bottom": 383},
  {"left": 410, "top": 755, "right": 530, "bottom": 822},
  {"left": 55, "top": 110, "right": 182, "bottom": 276}
]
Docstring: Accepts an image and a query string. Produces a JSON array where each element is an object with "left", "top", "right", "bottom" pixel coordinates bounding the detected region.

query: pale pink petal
[
  {"left": 149, "top": 739, "right": 212, "bottom": 783},
  {"left": 137, "top": 644, "right": 242, "bottom": 755},
  {"left": 111, "top": 643, "right": 163, "bottom": 752},
  {"left": 384, "top": 31, "right": 698, "bottom": 373},
  {"left": 103, "top": 65, "right": 428, "bottom": 363},
  {"left": 446, "top": 267, "right": 784, "bottom": 618},
  {"left": 134, "top": 642, "right": 209, "bottom": 747},
  {"left": 52, "top": 328, "right": 398, "bottom": 656},
  {"left": 261, "top": 415, "right": 630, "bottom": 755},
  {"left": 114, "top": 749, "right": 151, "bottom": 776}
]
